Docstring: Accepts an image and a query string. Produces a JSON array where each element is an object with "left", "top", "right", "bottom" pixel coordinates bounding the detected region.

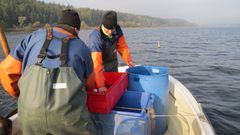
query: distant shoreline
[{"left": 4, "top": 25, "right": 197, "bottom": 33}]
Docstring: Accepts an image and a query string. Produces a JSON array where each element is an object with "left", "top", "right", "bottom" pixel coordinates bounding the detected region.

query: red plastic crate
[{"left": 87, "top": 72, "right": 128, "bottom": 114}]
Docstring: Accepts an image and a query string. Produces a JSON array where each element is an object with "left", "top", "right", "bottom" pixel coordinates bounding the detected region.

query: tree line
[{"left": 0, "top": 0, "right": 195, "bottom": 31}]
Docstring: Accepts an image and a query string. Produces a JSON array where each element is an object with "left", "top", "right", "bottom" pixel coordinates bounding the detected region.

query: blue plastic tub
[
  {"left": 127, "top": 66, "right": 169, "bottom": 134},
  {"left": 91, "top": 91, "right": 154, "bottom": 135}
]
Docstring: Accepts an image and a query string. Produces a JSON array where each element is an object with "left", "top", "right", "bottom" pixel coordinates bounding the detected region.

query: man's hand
[
  {"left": 93, "top": 86, "right": 107, "bottom": 93},
  {"left": 98, "top": 86, "right": 107, "bottom": 93},
  {"left": 128, "top": 62, "right": 135, "bottom": 67}
]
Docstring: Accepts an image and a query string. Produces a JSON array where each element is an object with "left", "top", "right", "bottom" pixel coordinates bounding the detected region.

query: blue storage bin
[
  {"left": 127, "top": 66, "right": 169, "bottom": 135},
  {"left": 92, "top": 91, "right": 154, "bottom": 135}
]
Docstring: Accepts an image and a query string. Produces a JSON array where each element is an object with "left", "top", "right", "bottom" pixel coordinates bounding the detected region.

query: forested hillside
[{"left": 0, "top": 0, "right": 195, "bottom": 31}]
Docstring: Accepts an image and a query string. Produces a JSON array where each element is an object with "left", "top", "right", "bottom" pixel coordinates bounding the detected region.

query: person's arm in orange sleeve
[
  {"left": 0, "top": 55, "right": 22, "bottom": 97},
  {"left": 117, "top": 35, "right": 134, "bottom": 67},
  {"left": 91, "top": 52, "right": 105, "bottom": 88},
  {"left": 86, "top": 71, "right": 95, "bottom": 90}
]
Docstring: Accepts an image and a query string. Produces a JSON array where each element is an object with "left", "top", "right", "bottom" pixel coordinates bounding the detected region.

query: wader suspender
[{"left": 36, "top": 28, "right": 71, "bottom": 67}]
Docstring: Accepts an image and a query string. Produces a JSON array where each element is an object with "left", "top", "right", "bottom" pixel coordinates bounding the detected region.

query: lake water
[{"left": 1, "top": 27, "right": 240, "bottom": 135}]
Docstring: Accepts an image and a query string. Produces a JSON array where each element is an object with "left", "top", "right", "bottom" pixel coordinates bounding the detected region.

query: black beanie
[
  {"left": 58, "top": 9, "right": 81, "bottom": 30},
  {"left": 102, "top": 11, "right": 117, "bottom": 29}
]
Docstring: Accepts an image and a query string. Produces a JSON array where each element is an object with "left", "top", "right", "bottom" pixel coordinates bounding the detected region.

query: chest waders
[
  {"left": 99, "top": 28, "right": 118, "bottom": 72},
  {"left": 18, "top": 28, "right": 96, "bottom": 135}
]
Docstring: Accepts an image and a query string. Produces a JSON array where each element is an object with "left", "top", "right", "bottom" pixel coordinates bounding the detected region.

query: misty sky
[{"left": 43, "top": 0, "right": 240, "bottom": 25}]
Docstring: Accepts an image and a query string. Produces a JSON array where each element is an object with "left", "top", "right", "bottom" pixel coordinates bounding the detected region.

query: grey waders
[{"left": 18, "top": 28, "right": 96, "bottom": 135}]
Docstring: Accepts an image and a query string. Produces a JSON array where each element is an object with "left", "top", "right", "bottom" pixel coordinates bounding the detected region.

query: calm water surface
[{"left": 0, "top": 27, "right": 240, "bottom": 135}]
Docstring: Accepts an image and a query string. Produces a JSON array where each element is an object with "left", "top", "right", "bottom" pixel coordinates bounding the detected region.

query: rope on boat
[
  {"left": 92, "top": 112, "right": 191, "bottom": 135},
  {"left": 114, "top": 106, "right": 145, "bottom": 111},
  {"left": 114, "top": 106, "right": 198, "bottom": 117},
  {"left": 93, "top": 107, "right": 196, "bottom": 135}
]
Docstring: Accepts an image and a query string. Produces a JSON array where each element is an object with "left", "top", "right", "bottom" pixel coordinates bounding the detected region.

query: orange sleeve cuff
[
  {"left": 0, "top": 55, "right": 22, "bottom": 97},
  {"left": 91, "top": 52, "right": 105, "bottom": 88},
  {"left": 86, "top": 71, "right": 95, "bottom": 90},
  {"left": 117, "top": 35, "right": 132, "bottom": 65}
]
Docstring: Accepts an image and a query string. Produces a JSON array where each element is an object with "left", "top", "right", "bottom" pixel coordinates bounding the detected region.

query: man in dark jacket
[
  {"left": 88, "top": 10, "right": 134, "bottom": 92},
  {"left": 0, "top": 9, "right": 96, "bottom": 135}
]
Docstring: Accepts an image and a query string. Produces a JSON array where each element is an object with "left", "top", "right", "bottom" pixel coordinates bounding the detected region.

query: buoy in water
[{"left": 157, "top": 41, "right": 160, "bottom": 48}]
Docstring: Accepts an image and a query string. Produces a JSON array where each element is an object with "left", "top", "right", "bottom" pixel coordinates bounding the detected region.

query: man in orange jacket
[{"left": 88, "top": 10, "right": 134, "bottom": 92}]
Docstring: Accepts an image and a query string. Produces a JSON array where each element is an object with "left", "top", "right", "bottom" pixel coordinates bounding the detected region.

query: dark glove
[{"left": 0, "top": 116, "right": 12, "bottom": 135}]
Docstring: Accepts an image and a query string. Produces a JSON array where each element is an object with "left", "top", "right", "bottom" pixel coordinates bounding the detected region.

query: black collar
[{"left": 56, "top": 24, "right": 78, "bottom": 36}]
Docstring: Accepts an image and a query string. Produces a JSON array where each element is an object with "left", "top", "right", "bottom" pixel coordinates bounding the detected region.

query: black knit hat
[
  {"left": 58, "top": 9, "right": 81, "bottom": 30},
  {"left": 102, "top": 11, "right": 117, "bottom": 29}
]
